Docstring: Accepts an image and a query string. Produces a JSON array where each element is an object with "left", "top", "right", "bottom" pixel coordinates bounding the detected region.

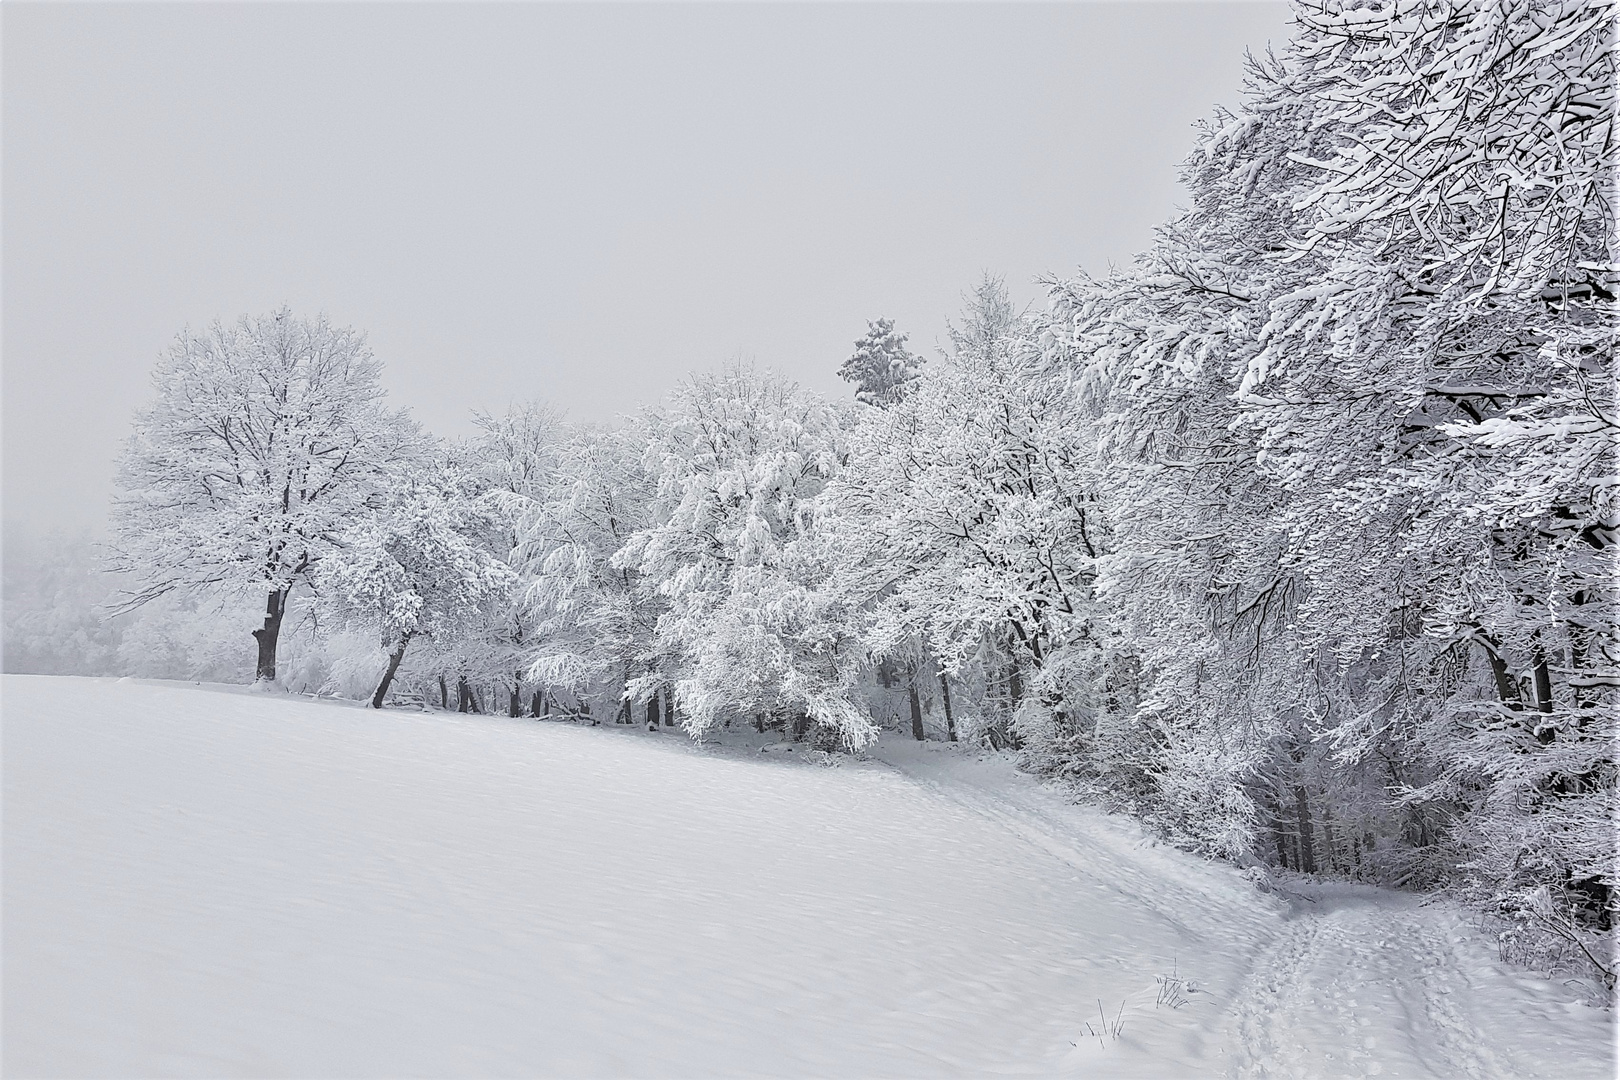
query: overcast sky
[{"left": 3, "top": 1, "right": 1289, "bottom": 543}]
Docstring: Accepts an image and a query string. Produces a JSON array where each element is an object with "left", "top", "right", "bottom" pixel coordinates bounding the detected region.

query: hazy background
[{"left": 3, "top": 1, "right": 1289, "bottom": 545}]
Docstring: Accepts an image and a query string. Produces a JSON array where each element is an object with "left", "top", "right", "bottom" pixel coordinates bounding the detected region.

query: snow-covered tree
[
  {"left": 837, "top": 279, "right": 1114, "bottom": 758},
  {"left": 619, "top": 364, "right": 872, "bottom": 745},
  {"left": 838, "top": 318, "right": 925, "bottom": 406},
  {"left": 510, "top": 421, "right": 661, "bottom": 720},
  {"left": 319, "top": 457, "right": 517, "bottom": 708},
  {"left": 468, "top": 402, "right": 568, "bottom": 713},
  {"left": 110, "top": 308, "right": 418, "bottom": 683},
  {"left": 1, "top": 531, "right": 125, "bottom": 676},
  {"left": 1040, "top": 0, "right": 1616, "bottom": 915}
]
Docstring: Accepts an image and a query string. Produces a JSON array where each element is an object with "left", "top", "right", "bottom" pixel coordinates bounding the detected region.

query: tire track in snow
[
  {"left": 1224, "top": 900, "right": 1513, "bottom": 1080},
  {"left": 867, "top": 742, "right": 1592, "bottom": 1080},
  {"left": 1387, "top": 914, "right": 1506, "bottom": 1080}
]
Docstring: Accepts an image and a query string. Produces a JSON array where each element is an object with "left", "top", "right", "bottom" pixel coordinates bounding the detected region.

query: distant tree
[
  {"left": 469, "top": 402, "right": 568, "bottom": 713},
  {"left": 1, "top": 531, "right": 125, "bottom": 676},
  {"left": 510, "top": 421, "right": 661, "bottom": 718},
  {"left": 320, "top": 458, "right": 517, "bottom": 708},
  {"left": 618, "top": 364, "right": 873, "bottom": 746},
  {"left": 837, "top": 280, "right": 1114, "bottom": 759},
  {"left": 110, "top": 308, "right": 417, "bottom": 683},
  {"left": 838, "top": 318, "right": 924, "bottom": 406}
]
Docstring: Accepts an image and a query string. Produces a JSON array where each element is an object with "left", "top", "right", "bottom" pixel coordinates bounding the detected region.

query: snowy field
[{"left": 4, "top": 675, "right": 1613, "bottom": 1078}]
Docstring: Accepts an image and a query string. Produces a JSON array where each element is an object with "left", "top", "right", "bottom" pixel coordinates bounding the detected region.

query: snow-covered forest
[{"left": 6, "top": 0, "right": 1615, "bottom": 1003}]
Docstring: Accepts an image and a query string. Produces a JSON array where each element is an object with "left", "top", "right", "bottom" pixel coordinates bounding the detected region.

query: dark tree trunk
[
  {"left": 531, "top": 689, "right": 543, "bottom": 717},
  {"left": 439, "top": 675, "right": 449, "bottom": 710},
  {"left": 908, "top": 681, "right": 925, "bottom": 742},
  {"left": 938, "top": 670, "right": 957, "bottom": 742},
  {"left": 1569, "top": 592, "right": 1597, "bottom": 716},
  {"left": 755, "top": 712, "right": 765, "bottom": 733},
  {"left": 509, "top": 672, "right": 522, "bottom": 717},
  {"left": 457, "top": 676, "right": 473, "bottom": 713},
  {"left": 1293, "top": 785, "right": 1317, "bottom": 875},
  {"left": 1476, "top": 633, "right": 1522, "bottom": 709},
  {"left": 1530, "top": 634, "right": 1556, "bottom": 718},
  {"left": 251, "top": 589, "right": 289, "bottom": 683},
  {"left": 1265, "top": 786, "right": 1290, "bottom": 870},
  {"left": 1320, "top": 803, "right": 1337, "bottom": 876},
  {"left": 371, "top": 633, "right": 413, "bottom": 709},
  {"left": 659, "top": 685, "right": 671, "bottom": 731},
  {"left": 646, "top": 696, "right": 660, "bottom": 728}
]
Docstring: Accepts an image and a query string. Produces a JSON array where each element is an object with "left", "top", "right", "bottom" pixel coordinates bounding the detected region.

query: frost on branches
[
  {"left": 838, "top": 318, "right": 926, "bottom": 407},
  {"left": 110, "top": 309, "right": 417, "bottom": 683},
  {"left": 508, "top": 421, "right": 660, "bottom": 722},
  {"left": 836, "top": 279, "right": 1118, "bottom": 762},
  {"left": 319, "top": 458, "right": 517, "bottom": 708},
  {"left": 1043, "top": 0, "right": 1615, "bottom": 965},
  {"left": 618, "top": 365, "right": 872, "bottom": 748}
]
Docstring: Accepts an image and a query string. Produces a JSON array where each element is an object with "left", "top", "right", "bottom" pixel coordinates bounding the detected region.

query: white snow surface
[{"left": 5, "top": 675, "right": 1613, "bottom": 1078}]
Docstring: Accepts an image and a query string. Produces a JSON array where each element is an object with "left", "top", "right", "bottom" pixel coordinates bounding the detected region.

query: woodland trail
[
  {"left": 1223, "top": 896, "right": 1507, "bottom": 1079},
  {"left": 873, "top": 738, "right": 1616, "bottom": 1080}
]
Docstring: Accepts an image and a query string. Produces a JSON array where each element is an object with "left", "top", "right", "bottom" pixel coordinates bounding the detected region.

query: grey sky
[{"left": 3, "top": 1, "right": 1289, "bottom": 542}]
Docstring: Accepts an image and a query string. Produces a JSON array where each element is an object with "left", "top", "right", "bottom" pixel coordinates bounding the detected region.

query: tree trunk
[
  {"left": 1320, "top": 803, "right": 1337, "bottom": 876},
  {"left": 755, "top": 712, "right": 765, "bottom": 733},
  {"left": 1569, "top": 592, "right": 1597, "bottom": 716},
  {"left": 371, "top": 633, "right": 413, "bottom": 709},
  {"left": 908, "top": 680, "right": 925, "bottom": 742},
  {"left": 1476, "top": 632, "right": 1522, "bottom": 709},
  {"left": 439, "top": 675, "right": 449, "bottom": 710},
  {"left": 659, "top": 685, "right": 671, "bottom": 731},
  {"left": 1293, "top": 785, "right": 1317, "bottom": 875},
  {"left": 509, "top": 672, "right": 522, "bottom": 717},
  {"left": 1530, "top": 633, "right": 1556, "bottom": 731},
  {"left": 938, "top": 670, "right": 957, "bottom": 742},
  {"left": 457, "top": 676, "right": 473, "bottom": 713},
  {"left": 250, "top": 588, "right": 289, "bottom": 684},
  {"left": 531, "top": 689, "right": 543, "bottom": 717}
]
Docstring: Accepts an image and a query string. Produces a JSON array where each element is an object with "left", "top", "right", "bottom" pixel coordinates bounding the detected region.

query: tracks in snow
[
  {"left": 871, "top": 740, "right": 1568, "bottom": 1080},
  {"left": 1223, "top": 899, "right": 1511, "bottom": 1079}
]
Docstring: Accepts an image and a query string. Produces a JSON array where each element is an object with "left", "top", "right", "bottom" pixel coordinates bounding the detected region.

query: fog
[{"left": 3, "top": 1, "right": 1289, "bottom": 545}]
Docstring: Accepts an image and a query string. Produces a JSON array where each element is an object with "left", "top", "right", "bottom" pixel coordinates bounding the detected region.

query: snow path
[
  {"left": 873, "top": 740, "right": 1615, "bottom": 1080},
  {"left": 1224, "top": 895, "right": 1504, "bottom": 1079},
  {"left": 5, "top": 677, "right": 1613, "bottom": 1078}
]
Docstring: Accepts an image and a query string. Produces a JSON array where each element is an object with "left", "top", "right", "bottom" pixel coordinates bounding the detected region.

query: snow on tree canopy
[
  {"left": 838, "top": 317, "right": 926, "bottom": 407},
  {"left": 110, "top": 308, "right": 419, "bottom": 683}
]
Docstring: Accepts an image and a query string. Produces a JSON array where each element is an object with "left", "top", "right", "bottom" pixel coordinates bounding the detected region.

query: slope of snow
[{"left": 4, "top": 676, "right": 1613, "bottom": 1077}]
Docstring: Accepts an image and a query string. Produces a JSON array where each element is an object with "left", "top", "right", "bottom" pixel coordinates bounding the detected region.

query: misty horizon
[{"left": 3, "top": 1, "right": 1290, "bottom": 544}]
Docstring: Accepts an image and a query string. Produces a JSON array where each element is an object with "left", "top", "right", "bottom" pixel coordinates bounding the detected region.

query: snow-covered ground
[{"left": 5, "top": 675, "right": 1613, "bottom": 1078}]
